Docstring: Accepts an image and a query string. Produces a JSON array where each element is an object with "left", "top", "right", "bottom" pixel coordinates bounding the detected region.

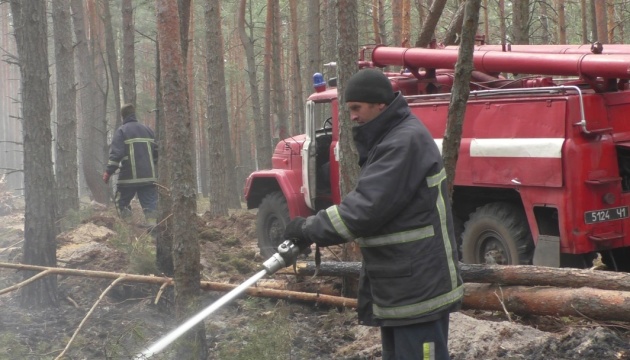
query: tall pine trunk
[
  {"left": 70, "top": 0, "right": 108, "bottom": 204},
  {"left": 52, "top": 0, "right": 79, "bottom": 217},
  {"left": 156, "top": 0, "right": 206, "bottom": 357},
  {"left": 122, "top": 0, "right": 137, "bottom": 107},
  {"left": 337, "top": 0, "right": 360, "bottom": 296},
  {"left": 204, "top": 0, "right": 231, "bottom": 216},
  {"left": 238, "top": 0, "right": 269, "bottom": 170},
  {"left": 10, "top": 0, "right": 58, "bottom": 308}
]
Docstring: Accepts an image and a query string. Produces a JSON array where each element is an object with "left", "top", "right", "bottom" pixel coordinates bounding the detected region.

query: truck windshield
[{"left": 309, "top": 101, "right": 332, "bottom": 133}]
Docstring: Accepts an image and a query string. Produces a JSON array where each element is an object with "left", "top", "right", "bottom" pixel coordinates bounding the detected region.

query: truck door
[{"left": 302, "top": 101, "right": 318, "bottom": 210}]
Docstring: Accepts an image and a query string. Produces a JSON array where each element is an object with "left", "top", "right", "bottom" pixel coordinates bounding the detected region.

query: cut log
[
  {"left": 280, "top": 261, "right": 361, "bottom": 277},
  {"left": 291, "top": 261, "right": 630, "bottom": 291},
  {"left": 464, "top": 283, "right": 630, "bottom": 322},
  {"left": 200, "top": 281, "right": 356, "bottom": 308},
  {"left": 257, "top": 278, "right": 341, "bottom": 296},
  {"left": 458, "top": 263, "right": 630, "bottom": 291}
]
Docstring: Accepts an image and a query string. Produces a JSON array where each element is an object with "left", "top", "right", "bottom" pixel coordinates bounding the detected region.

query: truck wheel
[
  {"left": 256, "top": 191, "right": 290, "bottom": 258},
  {"left": 462, "top": 202, "right": 534, "bottom": 265}
]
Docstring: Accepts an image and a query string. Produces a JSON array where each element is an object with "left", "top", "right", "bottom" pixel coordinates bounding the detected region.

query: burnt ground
[{"left": 0, "top": 200, "right": 630, "bottom": 359}]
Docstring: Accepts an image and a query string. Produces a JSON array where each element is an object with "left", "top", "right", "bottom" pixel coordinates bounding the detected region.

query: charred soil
[{"left": 0, "top": 205, "right": 630, "bottom": 359}]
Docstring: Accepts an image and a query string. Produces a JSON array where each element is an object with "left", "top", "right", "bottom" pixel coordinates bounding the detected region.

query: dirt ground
[{"left": 1, "top": 201, "right": 630, "bottom": 360}]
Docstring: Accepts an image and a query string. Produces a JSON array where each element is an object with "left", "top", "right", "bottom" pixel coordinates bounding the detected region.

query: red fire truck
[{"left": 244, "top": 44, "right": 630, "bottom": 271}]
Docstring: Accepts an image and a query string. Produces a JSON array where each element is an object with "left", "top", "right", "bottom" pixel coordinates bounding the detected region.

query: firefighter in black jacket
[
  {"left": 103, "top": 104, "right": 158, "bottom": 226},
  {"left": 284, "top": 69, "right": 463, "bottom": 360}
]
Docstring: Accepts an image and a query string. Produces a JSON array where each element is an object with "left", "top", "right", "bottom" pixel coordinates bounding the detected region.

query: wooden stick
[
  {"left": 54, "top": 276, "right": 126, "bottom": 360},
  {"left": 0, "top": 269, "right": 53, "bottom": 295}
]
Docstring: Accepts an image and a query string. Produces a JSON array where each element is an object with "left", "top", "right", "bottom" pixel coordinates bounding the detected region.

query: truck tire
[
  {"left": 462, "top": 202, "right": 534, "bottom": 265},
  {"left": 256, "top": 191, "right": 290, "bottom": 258}
]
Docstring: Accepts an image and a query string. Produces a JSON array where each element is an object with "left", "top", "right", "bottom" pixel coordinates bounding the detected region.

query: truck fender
[{"left": 244, "top": 170, "right": 312, "bottom": 218}]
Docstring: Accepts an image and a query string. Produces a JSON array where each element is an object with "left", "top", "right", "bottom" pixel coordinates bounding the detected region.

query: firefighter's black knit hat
[
  {"left": 121, "top": 103, "right": 135, "bottom": 119},
  {"left": 344, "top": 68, "right": 394, "bottom": 105}
]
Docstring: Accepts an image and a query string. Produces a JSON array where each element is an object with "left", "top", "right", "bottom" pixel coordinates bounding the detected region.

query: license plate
[{"left": 584, "top": 206, "right": 630, "bottom": 224}]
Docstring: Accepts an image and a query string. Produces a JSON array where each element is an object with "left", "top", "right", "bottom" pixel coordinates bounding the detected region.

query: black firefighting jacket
[
  {"left": 105, "top": 114, "right": 157, "bottom": 186},
  {"left": 303, "top": 93, "right": 463, "bottom": 327}
]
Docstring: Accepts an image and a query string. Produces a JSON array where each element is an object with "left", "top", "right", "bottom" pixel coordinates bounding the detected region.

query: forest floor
[{"left": 1, "top": 199, "right": 630, "bottom": 359}]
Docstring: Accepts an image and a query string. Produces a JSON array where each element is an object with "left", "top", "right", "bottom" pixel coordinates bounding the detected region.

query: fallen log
[
  {"left": 291, "top": 261, "right": 630, "bottom": 291},
  {"left": 257, "top": 278, "right": 341, "bottom": 296},
  {"left": 200, "top": 282, "right": 356, "bottom": 308},
  {"left": 0, "top": 262, "right": 355, "bottom": 308},
  {"left": 464, "top": 283, "right": 630, "bottom": 322},
  {"left": 5, "top": 262, "right": 630, "bottom": 321}
]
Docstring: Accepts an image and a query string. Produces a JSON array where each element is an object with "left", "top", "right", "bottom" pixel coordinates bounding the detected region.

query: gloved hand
[
  {"left": 284, "top": 217, "right": 313, "bottom": 251},
  {"left": 102, "top": 171, "right": 111, "bottom": 184}
]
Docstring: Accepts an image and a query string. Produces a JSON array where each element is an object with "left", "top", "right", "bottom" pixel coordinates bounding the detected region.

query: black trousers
[
  {"left": 381, "top": 312, "right": 450, "bottom": 360},
  {"left": 115, "top": 184, "right": 158, "bottom": 215}
]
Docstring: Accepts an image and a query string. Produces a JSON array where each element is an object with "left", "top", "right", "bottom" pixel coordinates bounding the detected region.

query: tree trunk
[
  {"left": 557, "top": 0, "right": 567, "bottom": 44},
  {"left": 371, "top": 0, "right": 381, "bottom": 43},
  {"left": 289, "top": 0, "right": 304, "bottom": 136},
  {"left": 483, "top": 0, "right": 488, "bottom": 43},
  {"left": 595, "top": 0, "right": 608, "bottom": 43},
  {"left": 156, "top": 1, "right": 206, "bottom": 357},
  {"left": 121, "top": 0, "right": 136, "bottom": 107},
  {"left": 539, "top": 0, "right": 550, "bottom": 44},
  {"left": 272, "top": 0, "right": 288, "bottom": 142},
  {"left": 415, "top": 0, "right": 447, "bottom": 48},
  {"left": 178, "top": 0, "right": 196, "bottom": 196},
  {"left": 377, "top": 0, "right": 387, "bottom": 46},
  {"left": 101, "top": 0, "right": 122, "bottom": 129},
  {"left": 10, "top": 0, "right": 59, "bottom": 308},
  {"left": 607, "top": 0, "right": 615, "bottom": 43},
  {"left": 237, "top": 0, "right": 266, "bottom": 169},
  {"left": 263, "top": 0, "right": 273, "bottom": 146},
  {"left": 204, "top": 0, "right": 230, "bottom": 216},
  {"left": 71, "top": 0, "right": 108, "bottom": 205},
  {"left": 52, "top": 0, "right": 79, "bottom": 217},
  {"left": 464, "top": 283, "right": 630, "bottom": 322},
  {"left": 322, "top": 0, "right": 337, "bottom": 67},
  {"left": 590, "top": 0, "right": 598, "bottom": 42},
  {"left": 402, "top": 0, "right": 410, "bottom": 47},
  {"left": 499, "top": 0, "right": 506, "bottom": 44},
  {"left": 442, "top": 1, "right": 466, "bottom": 46},
  {"left": 155, "top": 42, "right": 174, "bottom": 277},
  {"left": 391, "top": 0, "right": 402, "bottom": 46},
  {"left": 512, "top": 0, "right": 530, "bottom": 45},
  {"left": 444, "top": 0, "right": 480, "bottom": 199},
  {"left": 581, "top": 0, "right": 588, "bottom": 44},
  {"left": 306, "top": 0, "right": 321, "bottom": 134},
  {"left": 336, "top": 0, "right": 361, "bottom": 296}
]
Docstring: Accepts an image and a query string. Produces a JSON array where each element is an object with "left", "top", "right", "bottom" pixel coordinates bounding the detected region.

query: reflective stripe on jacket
[{"left": 303, "top": 93, "right": 462, "bottom": 326}]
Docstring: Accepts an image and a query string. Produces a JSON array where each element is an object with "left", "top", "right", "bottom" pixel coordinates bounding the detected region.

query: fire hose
[{"left": 134, "top": 240, "right": 301, "bottom": 359}]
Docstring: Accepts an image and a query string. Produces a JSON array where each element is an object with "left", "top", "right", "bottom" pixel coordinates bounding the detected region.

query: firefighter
[
  {"left": 284, "top": 68, "right": 463, "bottom": 360},
  {"left": 103, "top": 103, "right": 158, "bottom": 227}
]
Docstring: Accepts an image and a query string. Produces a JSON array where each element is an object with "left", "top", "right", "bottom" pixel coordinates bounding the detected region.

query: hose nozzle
[{"left": 262, "top": 240, "right": 300, "bottom": 274}]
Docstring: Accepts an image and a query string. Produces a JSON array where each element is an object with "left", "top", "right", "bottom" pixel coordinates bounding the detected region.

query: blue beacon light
[{"left": 313, "top": 72, "right": 326, "bottom": 92}]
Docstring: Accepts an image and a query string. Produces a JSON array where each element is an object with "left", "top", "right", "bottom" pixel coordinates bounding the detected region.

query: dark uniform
[
  {"left": 105, "top": 107, "right": 158, "bottom": 224},
  {"left": 285, "top": 69, "right": 462, "bottom": 360}
]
